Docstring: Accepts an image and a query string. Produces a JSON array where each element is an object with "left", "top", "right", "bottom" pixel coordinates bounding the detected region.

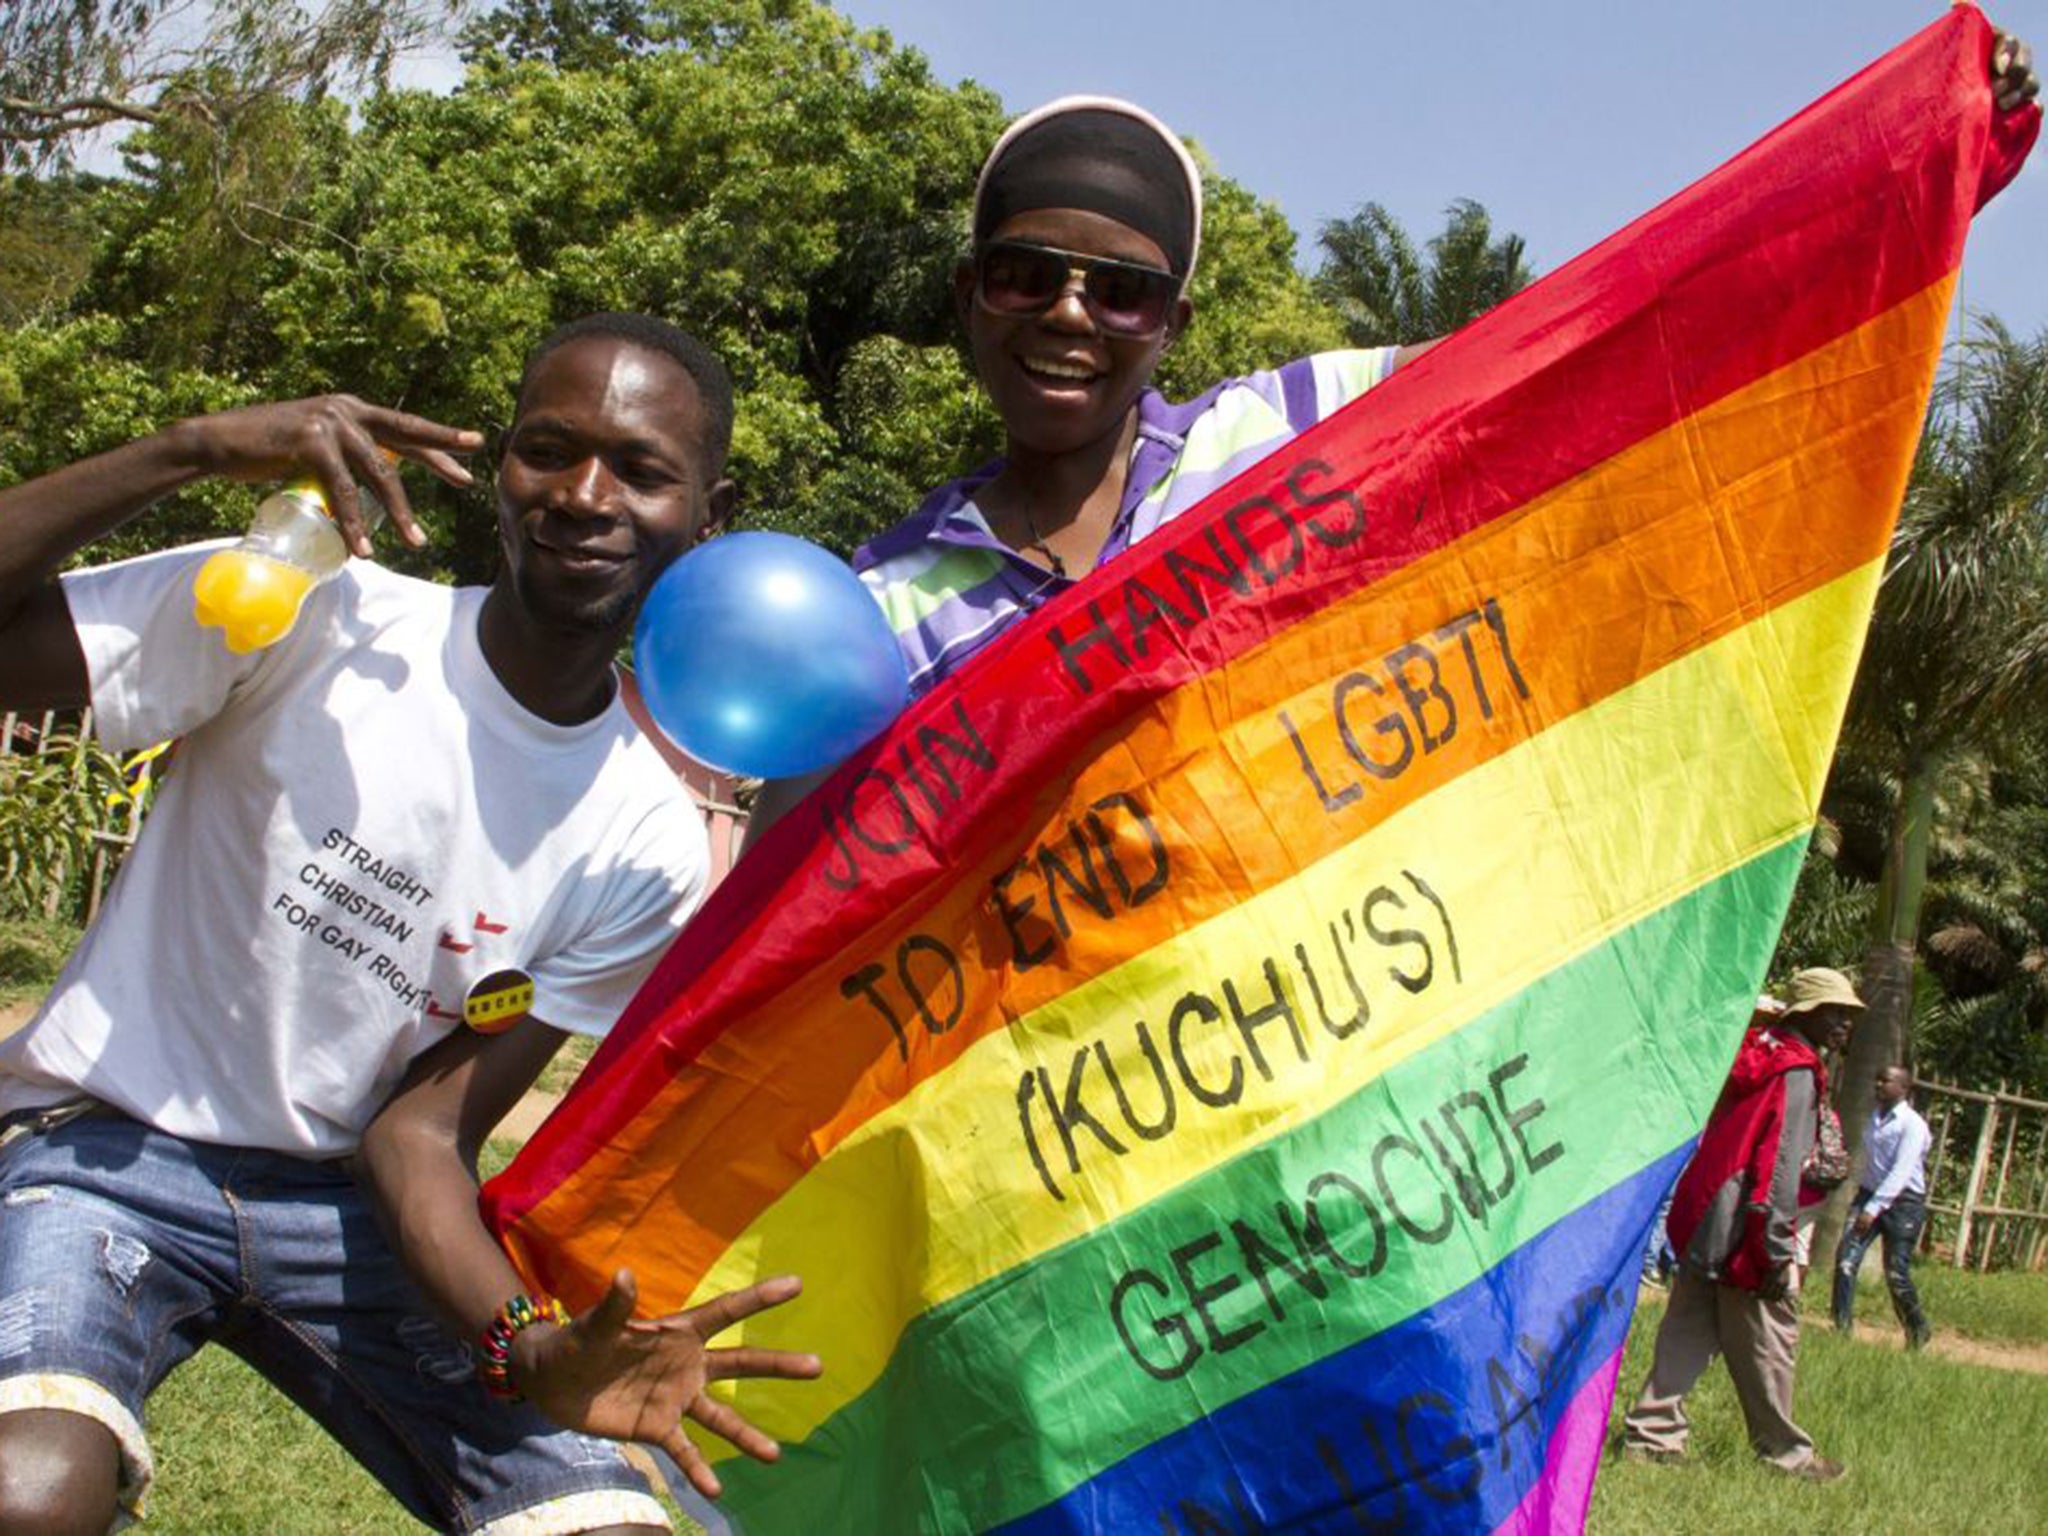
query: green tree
[
  {"left": 4, "top": 0, "right": 1350, "bottom": 570},
  {"left": 1844, "top": 741, "right": 2048, "bottom": 1094},
  {"left": 0, "top": 0, "right": 463, "bottom": 170},
  {"left": 1314, "top": 197, "right": 1532, "bottom": 347},
  {"left": 0, "top": 173, "right": 118, "bottom": 325},
  {"left": 1154, "top": 164, "right": 1345, "bottom": 398},
  {"left": 1807, "top": 323, "right": 2048, "bottom": 1252},
  {"left": 459, "top": 0, "right": 666, "bottom": 67},
  {"left": 0, "top": 725, "right": 130, "bottom": 923},
  {"left": 1778, "top": 732, "right": 2048, "bottom": 1099},
  {"left": 0, "top": 315, "right": 259, "bottom": 552},
  {"left": 1769, "top": 810, "right": 1878, "bottom": 983}
]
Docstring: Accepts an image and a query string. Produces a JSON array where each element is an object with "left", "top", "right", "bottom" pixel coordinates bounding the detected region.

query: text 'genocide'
[{"left": 1106, "top": 1050, "right": 1562, "bottom": 1385}]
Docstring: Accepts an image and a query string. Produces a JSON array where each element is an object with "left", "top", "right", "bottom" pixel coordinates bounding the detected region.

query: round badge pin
[{"left": 464, "top": 969, "right": 535, "bottom": 1035}]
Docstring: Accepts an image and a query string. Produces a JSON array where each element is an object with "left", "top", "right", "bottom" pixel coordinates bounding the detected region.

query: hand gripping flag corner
[{"left": 484, "top": 11, "right": 2037, "bottom": 1532}]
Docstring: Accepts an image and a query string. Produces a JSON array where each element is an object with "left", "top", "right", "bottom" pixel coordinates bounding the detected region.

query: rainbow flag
[{"left": 486, "top": 12, "right": 2036, "bottom": 1531}]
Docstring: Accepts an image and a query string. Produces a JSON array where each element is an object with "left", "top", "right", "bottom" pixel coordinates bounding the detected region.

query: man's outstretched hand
[{"left": 513, "top": 1269, "right": 824, "bottom": 1499}]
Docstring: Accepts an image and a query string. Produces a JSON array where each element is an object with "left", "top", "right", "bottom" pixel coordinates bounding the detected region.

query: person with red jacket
[{"left": 1620, "top": 967, "right": 1863, "bottom": 1480}]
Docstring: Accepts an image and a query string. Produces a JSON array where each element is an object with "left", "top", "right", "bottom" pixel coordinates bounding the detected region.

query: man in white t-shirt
[{"left": 0, "top": 314, "right": 819, "bottom": 1532}]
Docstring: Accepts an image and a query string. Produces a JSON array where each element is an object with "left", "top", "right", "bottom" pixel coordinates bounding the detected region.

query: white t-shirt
[{"left": 0, "top": 547, "right": 708, "bottom": 1157}]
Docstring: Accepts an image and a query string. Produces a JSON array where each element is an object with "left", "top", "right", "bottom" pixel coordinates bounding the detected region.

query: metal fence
[{"left": 1918, "top": 1079, "right": 2048, "bottom": 1272}]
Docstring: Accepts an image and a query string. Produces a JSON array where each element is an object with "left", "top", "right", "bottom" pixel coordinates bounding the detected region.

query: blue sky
[{"left": 832, "top": 0, "right": 2046, "bottom": 341}]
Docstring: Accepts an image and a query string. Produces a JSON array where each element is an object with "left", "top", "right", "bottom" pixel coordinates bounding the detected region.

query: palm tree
[
  {"left": 1769, "top": 809, "right": 1879, "bottom": 979},
  {"left": 1822, "top": 321, "right": 2048, "bottom": 1248},
  {"left": 1313, "top": 198, "right": 1533, "bottom": 347},
  {"left": 1913, "top": 750, "right": 2048, "bottom": 1090}
]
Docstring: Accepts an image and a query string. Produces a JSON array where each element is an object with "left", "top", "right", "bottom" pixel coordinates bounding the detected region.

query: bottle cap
[{"left": 282, "top": 475, "right": 386, "bottom": 533}]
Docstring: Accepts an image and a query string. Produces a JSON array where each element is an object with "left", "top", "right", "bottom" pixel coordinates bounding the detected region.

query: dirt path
[
  {"left": 1846, "top": 1321, "right": 2048, "bottom": 1376},
  {"left": 494, "top": 1084, "right": 563, "bottom": 1143},
  {"left": 1641, "top": 1283, "right": 2048, "bottom": 1376}
]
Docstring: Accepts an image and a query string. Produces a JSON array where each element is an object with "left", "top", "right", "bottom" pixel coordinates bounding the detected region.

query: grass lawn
[
  {"left": 23, "top": 990, "right": 2039, "bottom": 1534},
  {"left": 1592, "top": 1279, "right": 2048, "bottom": 1533},
  {"left": 532, "top": 1031, "right": 600, "bottom": 1097},
  {"left": 1804, "top": 1258, "right": 2048, "bottom": 1346},
  {"left": 146, "top": 1352, "right": 419, "bottom": 1535},
  {"left": 143, "top": 1351, "right": 694, "bottom": 1534},
  {"left": 131, "top": 1246, "right": 2047, "bottom": 1532},
  {"left": 0, "top": 914, "right": 79, "bottom": 1009}
]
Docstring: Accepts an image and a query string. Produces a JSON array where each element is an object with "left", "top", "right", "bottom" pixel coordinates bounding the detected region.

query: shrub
[
  {"left": 0, "top": 912, "right": 80, "bottom": 1001},
  {"left": 0, "top": 723, "right": 136, "bottom": 923}
]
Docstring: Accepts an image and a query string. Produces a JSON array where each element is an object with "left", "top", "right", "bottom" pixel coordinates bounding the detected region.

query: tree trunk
[
  {"left": 1812, "top": 758, "right": 1935, "bottom": 1265},
  {"left": 1847, "top": 938, "right": 1917, "bottom": 1125},
  {"left": 1814, "top": 936, "right": 1919, "bottom": 1267}
]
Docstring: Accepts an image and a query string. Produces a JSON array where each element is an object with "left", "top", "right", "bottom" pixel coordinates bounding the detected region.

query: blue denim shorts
[{"left": 0, "top": 1111, "right": 668, "bottom": 1532}]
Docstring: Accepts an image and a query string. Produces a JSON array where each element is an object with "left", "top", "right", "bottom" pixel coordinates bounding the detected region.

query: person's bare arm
[
  {"left": 356, "top": 1020, "right": 822, "bottom": 1496},
  {"left": 356, "top": 1018, "right": 562, "bottom": 1340},
  {"left": 0, "top": 397, "right": 480, "bottom": 712}
]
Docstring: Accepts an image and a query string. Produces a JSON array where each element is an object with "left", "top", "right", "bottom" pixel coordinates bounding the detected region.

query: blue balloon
[{"left": 632, "top": 531, "right": 909, "bottom": 779}]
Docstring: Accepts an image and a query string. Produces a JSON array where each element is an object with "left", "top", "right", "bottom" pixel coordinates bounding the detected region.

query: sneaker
[
  {"left": 1779, "top": 1454, "right": 1847, "bottom": 1483},
  {"left": 1906, "top": 1324, "right": 1932, "bottom": 1351}
]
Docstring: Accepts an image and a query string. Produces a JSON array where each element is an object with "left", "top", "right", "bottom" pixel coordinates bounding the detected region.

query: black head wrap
[{"left": 973, "top": 98, "right": 1202, "bottom": 284}]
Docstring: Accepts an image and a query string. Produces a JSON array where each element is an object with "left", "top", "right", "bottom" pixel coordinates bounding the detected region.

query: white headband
[{"left": 973, "top": 93, "right": 1205, "bottom": 290}]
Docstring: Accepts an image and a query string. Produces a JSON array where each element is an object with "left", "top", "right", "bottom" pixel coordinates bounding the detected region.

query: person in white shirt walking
[{"left": 1831, "top": 1065, "right": 1933, "bottom": 1348}]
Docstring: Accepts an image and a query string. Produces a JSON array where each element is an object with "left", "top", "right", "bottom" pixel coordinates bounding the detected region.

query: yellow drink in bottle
[
  {"left": 191, "top": 479, "right": 369, "bottom": 652},
  {"left": 192, "top": 550, "right": 319, "bottom": 653}
]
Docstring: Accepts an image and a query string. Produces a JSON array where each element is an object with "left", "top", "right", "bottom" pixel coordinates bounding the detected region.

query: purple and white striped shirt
[{"left": 854, "top": 348, "right": 1399, "bottom": 697}]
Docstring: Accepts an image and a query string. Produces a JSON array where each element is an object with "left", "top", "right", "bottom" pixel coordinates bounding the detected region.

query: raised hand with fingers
[
  {"left": 1992, "top": 29, "right": 2039, "bottom": 114},
  {"left": 180, "top": 395, "right": 484, "bottom": 556},
  {"left": 512, "top": 1269, "right": 823, "bottom": 1499}
]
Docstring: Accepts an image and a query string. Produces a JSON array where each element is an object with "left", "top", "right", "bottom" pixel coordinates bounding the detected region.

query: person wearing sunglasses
[
  {"left": 860, "top": 29, "right": 2035, "bottom": 704},
  {"left": 876, "top": 93, "right": 1437, "bottom": 692},
  {"left": 745, "top": 33, "right": 2037, "bottom": 837},
  {"left": 746, "top": 93, "right": 1435, "bottom": 838}
]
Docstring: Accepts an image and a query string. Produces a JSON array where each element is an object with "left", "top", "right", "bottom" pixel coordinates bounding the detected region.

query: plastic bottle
[{"left": 192, "top": 480, "right": 379, "bottom": 653}]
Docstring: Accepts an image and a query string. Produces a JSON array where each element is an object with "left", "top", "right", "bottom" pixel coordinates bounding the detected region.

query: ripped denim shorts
[{"left": 0, "top": 1108, "right": 666, "bottom": 1532}]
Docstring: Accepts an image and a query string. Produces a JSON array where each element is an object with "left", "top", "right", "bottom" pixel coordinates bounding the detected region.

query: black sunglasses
[{"left": 974, "top": 240, "right": 1181, "bottom": 338}]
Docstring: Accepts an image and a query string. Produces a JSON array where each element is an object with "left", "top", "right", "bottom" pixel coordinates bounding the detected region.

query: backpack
[{"left": 1802, "top": 1103, "right": 1852, "bottom": 1191}]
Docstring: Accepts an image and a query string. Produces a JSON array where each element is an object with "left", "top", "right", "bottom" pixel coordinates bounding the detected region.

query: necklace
[{"left": 1017, "top": 506, "right": 1067, "bottom": 578}]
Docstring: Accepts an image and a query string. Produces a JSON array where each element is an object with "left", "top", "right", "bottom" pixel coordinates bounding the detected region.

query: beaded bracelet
[{"left": 476, "top": 1292, "right": 570, "bottom": 1401}]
